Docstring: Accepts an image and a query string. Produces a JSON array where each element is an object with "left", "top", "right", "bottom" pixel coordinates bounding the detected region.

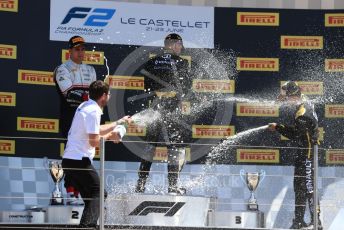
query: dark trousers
[
  {"left": 62, "top": 157, "right": 107, "bottom": 226},
  {"left": 293, "top": 147, "right": 320, "bottom": 225}
]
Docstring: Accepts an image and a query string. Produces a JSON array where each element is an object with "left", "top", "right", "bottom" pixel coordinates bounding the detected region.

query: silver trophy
[
  {"left": 46, "top": 160, "right": 64, "bottom": 205},
  {"left": 240, "top": 169, "right": 266, "bottom": 211}
]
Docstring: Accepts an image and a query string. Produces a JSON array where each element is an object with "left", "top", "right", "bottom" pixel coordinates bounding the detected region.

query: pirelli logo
[
  {"left": 237, "top": 149, "right": 279, "bottom": 163},
  {"left": 281, "top": 36, "right": 323, "bottom": 49},
  {"left": 237, "top": 103, "right": 279, "bottom": 117},
  {"left": 237, "top": 58, "right": 279, "bottom": 72},
  {"left": 153, "top": 147, "right": 191, "bottom": 161},
  {"left": 17, "top": 117, "right": 59, "bottom": 133},
  {"left": 192, "top": 79, "right": 235, "bottom": 93},
  {"left": 325, "top": 104, "right": 344, "bottom": 118},
  {"left": 325, "top": 14, "right": 344, "bottom": 27},
  {"left": 192, "top": 125, "right": 235, "bottom": 139},
  {"left": 0, "top": 140, "right": 15, "bottom": 154},
  {"left": 153, "top": 147, "right": 168, "bottom": 161},
  {"left": 107, "top": 76, "right": 144, "bottom": 90},
  {"left": 325, "top": 59, "right": 344, "bottom": 72},
  {"left": 280, "top": 81, "right": 323, "bottom": 95},
  {"left": 281, "top": 127, "right": 324, "bottom": 141},
  {"left": 62, "top": 49, "right": 104, "bottom": 65},
  {"left": 0, "top": 44, "right": 16, "bottom": 59},
  {"left": 237, "top": 12, "right": 279, "bottom": 26},
  {"left": 326, "top": 150, "right": 344, "bottom": 164},
  {"left": 0, "top": 92, "right": 15, "bottom": 106},
  {"left": 0, "top": 0, "right": 18, "bottom": 12},
  {"left": 18, "top": 70, "right": 54, "bottom": 86},
  {"left": 149, "top": 53, "right": 191, "bottom": 67},
  {"left": 126, "top": 124, "right": 146, "bottom": 136}
]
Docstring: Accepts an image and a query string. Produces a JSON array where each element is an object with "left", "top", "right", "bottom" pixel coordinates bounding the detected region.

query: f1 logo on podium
[
  {"left": 129, "top": 201, "right": 186, "bottom": 216},
  {"left": 61, "top": 7, "right": 116, "bottom": 27}
]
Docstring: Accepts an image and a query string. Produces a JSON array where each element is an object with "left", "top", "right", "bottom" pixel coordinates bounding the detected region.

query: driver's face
[{"left": 69, "top": 45, "right": 86, "bottom": 64}]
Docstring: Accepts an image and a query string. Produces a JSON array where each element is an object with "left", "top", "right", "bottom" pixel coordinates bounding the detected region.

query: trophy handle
[
  {"left": 239, "top": 169, "right": 247, "bottom": 185},
  {"left": 259, "top": 170, "right": 266, "bottom": 184}
]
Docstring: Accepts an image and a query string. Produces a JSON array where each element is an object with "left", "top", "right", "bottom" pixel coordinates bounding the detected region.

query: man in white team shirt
[{"left": 62, "top": 80, "right": 131, "bottom": 228}]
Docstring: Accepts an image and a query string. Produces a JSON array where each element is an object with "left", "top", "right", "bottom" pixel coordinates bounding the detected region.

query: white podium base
[{"left": 208, "top": 210, "right": 265, "bottom": 228}]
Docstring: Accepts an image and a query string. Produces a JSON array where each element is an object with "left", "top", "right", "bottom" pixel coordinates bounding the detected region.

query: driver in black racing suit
[
  {"left": 135, "top": 33, "right": 190, "bottom": 195},
  {"left": 268, "top": 81, "right": 322, "bottom": 229}
]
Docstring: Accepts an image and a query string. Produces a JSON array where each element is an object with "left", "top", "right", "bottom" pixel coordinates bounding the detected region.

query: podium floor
[{"left": 0, "top": 224, "right": 275, "bottom": 230}]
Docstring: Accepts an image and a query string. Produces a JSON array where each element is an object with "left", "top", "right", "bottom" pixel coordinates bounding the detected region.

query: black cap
[
  {"left": 164, "top": 33, "right": 184, "bottom": 48},
  {"left": 68, "top": 36, "right": 86, "bottom": 49},
  {"left": 281, "top": 81, "right": 301, "bottom": 96}
]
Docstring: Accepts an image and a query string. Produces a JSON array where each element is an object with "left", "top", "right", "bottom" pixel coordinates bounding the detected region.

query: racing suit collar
[{"left": 67, "top": 59, "right": 82, "bottom": 68}]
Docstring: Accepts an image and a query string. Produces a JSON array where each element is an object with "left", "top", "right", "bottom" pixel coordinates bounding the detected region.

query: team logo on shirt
[
  {"left": 325, "top": 104, "right": 344, "bottom": 118},
  {"left": 280, "top": 81, "right": 323, "bottom": 95},
  {"left": 281, "top": 36, "right": 323, "bottom": 49},
  {"left": 325, "top": 13, "right": 344, "bottom": 27},
  {"left": 325, "top": 59, "right": 344, "bottom": 72},
  {"left": 237, "top": 12, "right": 279, "bottom": 26},
  {"left": 18, "top": 70, "right": 54, "bottom": 86},
  {"left": 0, "top": 44, "right": 16, "bottom": 59},
  {"left": 17, "top": 117, "right": 59, "bottom": 133},
  {"left": 236, "top": 103, "right": 279, "bottom": 117},
  {"left": 237, "top": 58, "right": 279, "bottom": 71},
  {"left": 192, "top": 125, "right": 235, "bottom": 139},
  {"left": 0, "top": 140, "right": 15, "bottom": 154},
  {"left": 149, "top": 53, "right": 192, "bottom": 67},
  {"left": 0, "top": 0, "right": 18, "bottom": 12},
  {"left": 106, "top": 76, "right": 144, "bottom": 90},
  {"left": 326, "top": 149, "right": 344, "bottom": 164},
  {"left": 0, "top": 92, "right": 15, "bottom": 106},
  {"left": 281, "top": 127, "right": 324, "bottom": 141},
  {"left": 237, "top": 149, "right": 279, "bottom": 163},
  {"left": 192, "top": 79, "right": 235, "bottom": 93},
  {"left": 62, "top": 49, "right": 104, "bottom": 65}
]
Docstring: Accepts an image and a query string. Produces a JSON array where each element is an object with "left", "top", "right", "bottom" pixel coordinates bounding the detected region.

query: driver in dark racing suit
[
  {"left": 268, "top": 81, "right": 322, "bottom": 230},
  {"left": 135, "top": 33, "right": 191, "bottom": 195}
]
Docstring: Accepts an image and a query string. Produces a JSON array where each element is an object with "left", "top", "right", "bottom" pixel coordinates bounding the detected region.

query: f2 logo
[
  {"left": 129, "top": 201, "right": 185, "bottom": 216},
  {"left": 61, "top": 7, "right": 116, "bottom": 27},
  {"left": 235, "top": 216, "right": 242, "bottom": 224}
]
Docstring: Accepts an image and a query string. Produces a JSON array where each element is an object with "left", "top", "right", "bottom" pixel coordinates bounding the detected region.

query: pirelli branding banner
[
  {"left": 192, "top": 125, "right": 235, "bottom": 139},
  {"left": 325, "top": 59, "right": 344, "bottom": 72},
  {"left": 325, "top": 105, "right": 344, "bottom": 118},
  {"left": 326, "top": 149, "right": 344, "bottom": 164},
  {"left": 0, "top": 44, "right": 16, "bottom": 59},
  {"left": 153, "top": 147, "right": 191, "bottom": 161},
  {"left": 0, "top": 92, "right": 16, "bottom": 106},
  {"left": 192, "top": 79, "right": 235, "bottom": 93},
  {"left": 281, "top": 36, "right": 323, "bottom": 49},
  {"left": 62, "top": 49, "right": 104, "bottom": 65},
  {"left": 107, "top": 76, "right": 144, "bottom": 90},
  {"left": 126, "top": 124, "right": 146, "bottom": 136},
  {"left": 280, "top": 81, "right": 323, "bottom": 95},
  {"left": 17, "top": 117, "right": 59, "bottom": 133},
  {"left": 237, "top": 12, "right": 279, "bottom": 26},
  {"left": 236, "top": 103, "right": 279, "bottom": 117},
  {"left": 0, "top": 0, "right": 18, "bottom": 12},
  {"left": 237, "top": 58, "right": 279, "bottom": 72},
  {"left": 325, "top": 14, "right": 344, "bottom": 27},
  {"left": 18, "top": 70, "right": 54, "bottom": 86},
  {"left": 237, "top": 149, "right": 279, "bottom": 164},
  {"left": 0, "top": 140, "right": 15, "bottom": 154}
]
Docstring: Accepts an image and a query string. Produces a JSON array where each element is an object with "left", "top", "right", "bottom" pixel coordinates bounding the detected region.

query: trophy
[
  {"left": 46, "top": 160, "right": 64, "bottom": 205},
  {"left": 240, "top": 169, "right": 266, "bottom": 211}
]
